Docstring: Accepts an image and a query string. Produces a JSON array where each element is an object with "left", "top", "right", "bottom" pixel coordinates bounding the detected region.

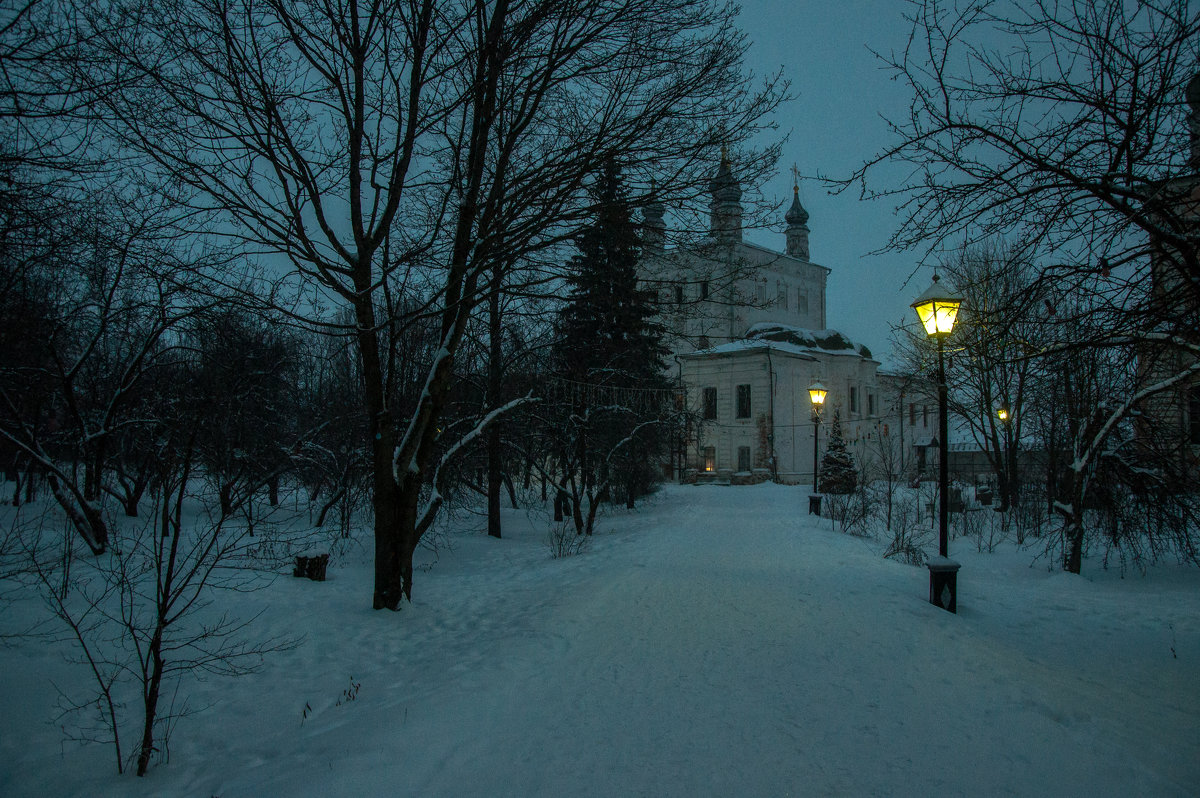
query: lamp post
[
  {"left": 997, "top": 405, "right": 1011, "bottom": 511},
  {"left": 808, "top": 381, "right": 827, "bottom": 494},
  {"left": 807, "top": 382, "right": 827, "bottom": 514},
  {"left": 911, "top": 275, "right": 963, "bottom": 612}
]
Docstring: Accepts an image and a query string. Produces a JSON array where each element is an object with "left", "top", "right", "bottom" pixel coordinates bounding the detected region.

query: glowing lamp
[
  {"left": 808, "top": 381, "right": 827, "bottom": 407},
  {"left": 911, "top": 275, "right": 963, "bottom": 337}
]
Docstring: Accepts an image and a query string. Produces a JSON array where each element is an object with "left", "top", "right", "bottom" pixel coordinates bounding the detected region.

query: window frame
[
  {"left": 737, "top": 446, "right": 752, "bottom": 473},
  {"left": 702, "top": 386, "right": 717, "bottom": 420},
  {"left": 736, "top": 383, "right": 752, "bottom": 419}
]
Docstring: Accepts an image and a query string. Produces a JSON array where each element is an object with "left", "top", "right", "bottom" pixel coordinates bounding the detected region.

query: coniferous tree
[
  {"left": 818, "top": 409, "right": 858, "bottom": 495},
  {"left": 549, "top": 162, "right": 673, "bottom": 531}
]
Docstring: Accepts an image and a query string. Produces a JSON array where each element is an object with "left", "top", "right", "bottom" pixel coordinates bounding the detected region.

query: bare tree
[
  {"left": 844, "top": 0, "right": 1200, "bottom": 572},
  {"left": 20, "top": 414, "right": 298, "bottom": 777},
  {"left": 893, "top": 244, "right": 1041, "bottom": 510},
  {"left": 88, "top": 0, "right": 785, "bottom": 608}
]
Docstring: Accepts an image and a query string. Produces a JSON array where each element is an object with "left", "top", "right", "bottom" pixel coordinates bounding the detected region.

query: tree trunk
[
  {"left": 84, "top": 437, "right": 108, "bottom": 503},
  {"left": 135, "top": 631, "right": 165, "bottom": 776},
  {"left": 1064, "top": 517, "right": 1084, "bottom": 573},
  {"left": 486, "top": 425, "right": 502, "bottom": 538},
  {"left": 485, "top": 261, "right": 504, "bottom": 538},
  {"left": 219, "top": 482, "right": 234, "bottom": 515},
  {"left": 503, "top": 471, "right": 518, "bottom": 509},
  {"left": 315, "top": 486, "right": 347, "bottom": 528},
  {"left": 371, "top": 468, "right": 404, "bottom": 611},
  {"left": 268, "top": 474, "right": 280, "bottom": 506},
  {"left": 46, "top": 474, "right": 107, "bottom": 554}
]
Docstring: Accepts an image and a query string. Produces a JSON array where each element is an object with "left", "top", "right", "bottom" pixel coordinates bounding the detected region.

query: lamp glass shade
[
  {"left": 808, "top": 381, "right": 827, "bottom": 406},
  {"left": 911, "top": 277, "right": 963, "bottom": 336},
  {"left": 997, "top": 407, "right": 1009, "bottom": 422}
]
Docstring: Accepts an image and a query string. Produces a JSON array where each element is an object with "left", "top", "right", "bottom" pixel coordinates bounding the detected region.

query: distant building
[
  {"left": 643, "top": 154, "right": 939, "bottom": 485},
  {"left": 1135, "top": 73, "right": 1200, "bottom": 478}
]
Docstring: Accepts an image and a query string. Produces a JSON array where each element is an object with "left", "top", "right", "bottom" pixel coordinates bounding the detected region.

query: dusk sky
[{"left": 737, "top": 1, "right": 931, "bottom": 363}]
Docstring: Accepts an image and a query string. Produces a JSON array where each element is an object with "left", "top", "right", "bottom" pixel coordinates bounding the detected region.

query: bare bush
[
  {"left": 20, "top": 443, "right": 299, "bottom": 776},
  {"left": 547, "top": 520, "right": 590, "bottom": 560}
]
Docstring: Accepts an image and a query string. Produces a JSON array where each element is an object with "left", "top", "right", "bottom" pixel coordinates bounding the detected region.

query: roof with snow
[{"left": 681, "top": 323, "right": 875, "bottom": 361}]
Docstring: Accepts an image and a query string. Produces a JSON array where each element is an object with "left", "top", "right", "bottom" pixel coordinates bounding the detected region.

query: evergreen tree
[
  {"left": 818, "top": 409, "right": 858, "bottom": 495},
  {"left": 549, "top": 161, "right": 672, "bottom": 529},
  {"left": 555, "top": 161, "right": 669, "bottom": 389}
]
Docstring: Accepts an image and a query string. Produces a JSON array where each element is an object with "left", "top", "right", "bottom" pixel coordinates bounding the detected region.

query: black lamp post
[
  {"left": 997, "top": 405, "right": 1011, "bottom": 511},
  {"left": 911, "top": 275, "right": 963, "bottom": 612},
  {"left": 807, "top": 381, "right": 826, "bottom": 515}
]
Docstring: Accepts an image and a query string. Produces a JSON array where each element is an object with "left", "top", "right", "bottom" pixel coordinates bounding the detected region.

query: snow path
[{"left": 2, "top": 483, "right": 1198, "bottom": 796}]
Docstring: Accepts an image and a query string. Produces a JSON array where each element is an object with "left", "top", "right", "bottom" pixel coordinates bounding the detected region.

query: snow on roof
[
  {"left": 743, "top": 323, "right": 874, "bottom": 360},
  {"left": 682, "top": 338, "right": 821, "bottom": 359},
  {"left": 681, "top": 323, "right": 876, "bottom": 361}
]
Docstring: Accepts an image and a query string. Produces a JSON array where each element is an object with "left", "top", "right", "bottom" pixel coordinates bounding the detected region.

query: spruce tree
[
  {"left": 555, "top": 161, "right": 669, "bottom": 389},
  {"left": 818, "top": 409, "right": 858, "bottom": 495},
  {"left": 550, "top": 161, "right": 672, "bottom": 525}
]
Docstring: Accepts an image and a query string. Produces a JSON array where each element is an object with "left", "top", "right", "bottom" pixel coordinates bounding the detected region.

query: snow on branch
[
  {"left": 414, "top": 393, "right": 539, "bottom": 537},
  {"left": 1070, "top": 360, "right": 1200, "bottom": 477}
]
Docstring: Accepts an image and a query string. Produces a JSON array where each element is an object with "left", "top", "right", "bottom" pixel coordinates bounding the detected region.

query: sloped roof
[
  {"left": 681, "top": 323, "right": 875, "bottom": 361},
  {"left": 744, "top": 323, "right": 873, "bottom": 360}
]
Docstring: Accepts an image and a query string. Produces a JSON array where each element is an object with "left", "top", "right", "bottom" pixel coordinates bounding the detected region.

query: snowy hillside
[{"left": 2, "top": 483, "right": 1198, "bottom": 796}]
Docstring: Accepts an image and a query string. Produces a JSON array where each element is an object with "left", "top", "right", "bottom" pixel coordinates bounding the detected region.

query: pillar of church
[
  {"left": 709, "top": 149, "right": 743, "bottom": 242},
  {"left": 784, "top": 185, "right": 810, "bottom": 260},
  {"left": 643, "top": 192, "right": 666, "bottom": 254}
]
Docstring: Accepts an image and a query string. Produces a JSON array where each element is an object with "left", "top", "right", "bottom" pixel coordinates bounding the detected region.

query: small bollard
[{"left": 927, "top": 556, "right": 961, "bottom": 613}]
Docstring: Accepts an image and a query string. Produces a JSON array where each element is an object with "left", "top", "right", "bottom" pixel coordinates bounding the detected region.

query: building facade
[{"left": 645, "top": 155, "right": 939, "bottom": 485}]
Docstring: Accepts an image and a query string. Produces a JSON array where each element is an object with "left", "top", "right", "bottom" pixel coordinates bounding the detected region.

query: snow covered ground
[{"left": 2, "top": 483, "right": 1198, "bottom": 796}]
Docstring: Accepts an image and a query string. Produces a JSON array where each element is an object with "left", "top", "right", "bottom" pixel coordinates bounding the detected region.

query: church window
[
  {"left": 850, "top": 386, "right": 858, "bottom": 413},
  {"left": 737, "top": 446, "right": 752, "bottom": 472},
  {"left": 1189, "top": 386, "right": 1200, "bottom": 445},
  {"left": 778, "top": 283, "right": 788, "bottom": 309},
  {"left": 675, "top": 284, "right": 684, "bottom": 304},
  {"left": 910, "top": 403, "right": 916, "bottom": 427},
  {"left": 923, "top": 405, "right": 929, "bottom": 427},
  {"left": 702, "top": 387, "right": 717, "bottom": 420},
  {"left": 868, "top": 392, "right": 876, "bottom": 416},
  {"left": 736, "top": 384, "right": 752, "bottom": 418},
  {"left": 700, "top": 280, "right": 710, "bottom": 300},
  {"left": 797, "top": 289, "right": 808, "bottom": 315},
  {"left": 755, "top": 282, "right": 767, "bottom": 303},
  {"left": 703, "top": 446, "right": 716, "bottom": 472},
  {"left": 698, "top": 334, "right": 710, "bottom": 349}
]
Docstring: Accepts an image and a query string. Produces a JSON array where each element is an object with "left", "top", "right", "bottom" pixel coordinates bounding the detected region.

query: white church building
[{"left": 644, "top": 155, "right": 939, "bottom": 485}]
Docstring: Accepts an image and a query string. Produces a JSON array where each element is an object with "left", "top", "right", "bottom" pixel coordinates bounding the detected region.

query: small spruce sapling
[{"left": 818, "top": 410, "right": 858, "bottom": 495}]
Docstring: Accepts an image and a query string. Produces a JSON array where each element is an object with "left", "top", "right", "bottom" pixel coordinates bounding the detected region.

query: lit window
[{"left": 703, "top": 446, "right": 716, "bottom": 472}]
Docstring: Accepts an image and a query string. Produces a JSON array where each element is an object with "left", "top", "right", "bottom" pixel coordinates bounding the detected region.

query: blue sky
[{"left": 736, "top": 1, "right": 931, "bottom": 362}]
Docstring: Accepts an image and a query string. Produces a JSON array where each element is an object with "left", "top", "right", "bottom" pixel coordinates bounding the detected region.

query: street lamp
[
  {"left": 997, "top": 404, "right": 1012, "bottom": 511},
  {"left": 911, "top": 275, "right": 963, "bottom": 612},
  {"left": 808, "top": 381, "right": 827, "bottom": 497}
]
